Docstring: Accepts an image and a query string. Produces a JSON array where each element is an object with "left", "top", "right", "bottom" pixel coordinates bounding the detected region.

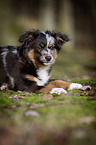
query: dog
[{"left": 0, "top": 30, "right": 82, "bottom": 95}]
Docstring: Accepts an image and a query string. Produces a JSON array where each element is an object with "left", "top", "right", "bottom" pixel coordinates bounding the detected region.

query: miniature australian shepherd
[{"left": 0, "top": 30, "right": 82, "bottom": 95}]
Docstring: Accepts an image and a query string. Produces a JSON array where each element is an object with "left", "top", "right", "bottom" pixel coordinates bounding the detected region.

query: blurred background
[{"left": 0, "top": 0, "right": 96, "bottom": 79}]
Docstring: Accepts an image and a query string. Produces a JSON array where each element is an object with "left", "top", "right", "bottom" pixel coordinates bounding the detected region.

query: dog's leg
[
  {"left": 39, "top": 80, "right": 70, "bottom": 93},
  {"left": 39, "top": 80, "right": 82, "bottom": 94}
]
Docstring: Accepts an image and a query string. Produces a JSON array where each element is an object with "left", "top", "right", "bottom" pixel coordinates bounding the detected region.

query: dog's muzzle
[
  {"left": 45, "top": 55, "right": 52, "bottom": 62},
  {"left": 39, "top": 54, "right": 53, "bottom": 65},
  {"left": 39, "top": 49, "right": 55, "bottom": 65}
]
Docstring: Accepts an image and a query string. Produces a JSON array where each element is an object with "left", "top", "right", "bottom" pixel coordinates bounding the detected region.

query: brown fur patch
[
  {"left": 25, "top": 74, "right": 35, "bottom": 82},
  {"left": 39, "top": 80, "right": 71, "bottom": 93},
  {"left": 35, "top": 59, "right": 45, "bottom": 68},
  {"left": 52, "top": 49, "right": 57, "bottom": 59},
  {"left": 48, "top": 43, "right": 52, "bottom": 48},
  {"left": 28, "top": 49, "right": 37, "bottom": 67},
  {"left": 40, "top": 43, "right": 44, "bottom": 48},
  {"left": 28, "top": 49, "right": 46, "bottom": 68}
]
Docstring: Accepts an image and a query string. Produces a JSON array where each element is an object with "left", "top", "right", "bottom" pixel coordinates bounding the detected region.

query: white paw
[
  {"left": 50, "top": 88, "right": 67, "bottom": 95},
  {"left": 68, "top": 83, "right": 83, "bottom": 90}
]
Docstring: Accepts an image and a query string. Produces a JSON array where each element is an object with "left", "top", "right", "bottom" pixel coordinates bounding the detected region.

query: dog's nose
[{"left": 45, "top": 56, "right": 51, "bottom": 61}]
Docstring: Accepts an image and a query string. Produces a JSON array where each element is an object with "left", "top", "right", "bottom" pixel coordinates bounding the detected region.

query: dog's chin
[
  {"left": 42, "top": 60, "right": 55, "bottom": 66},
  {"left": 38, "top": 60, "right": 52, "bottom": 66},
  {"left": 38, "top": 57, "right": 55, "bottom": 66},
  {"left": 43, "top": 62, "right": 52, "bottom": 66}
]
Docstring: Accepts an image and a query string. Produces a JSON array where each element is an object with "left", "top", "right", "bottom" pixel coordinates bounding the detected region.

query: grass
[
  {"left": 0, "top": 79, "right": 96, "bottom": 145},
  {"left": 0, "top": 49, "right": 96, "bottom": 145}
]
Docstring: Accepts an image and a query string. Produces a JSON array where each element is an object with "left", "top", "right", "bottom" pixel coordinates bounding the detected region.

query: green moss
[
  {"left": 70, "top": 78, "right": 96, "bottom": 84},
  {"left": 21, "top": 95, "right": 47, "bottom": 104},
  {"left": 0, "top": 96, "right": 12, "bottom": 107},
  {"left": 0, "top": 78, "right": 96, "bottom": 145}
]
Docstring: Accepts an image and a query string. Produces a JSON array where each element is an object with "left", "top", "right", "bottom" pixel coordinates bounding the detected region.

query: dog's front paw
[
  {"left": 50, "top": 88, "right": 67, "bottom": 95},
  {"left": 68, "top": 83, "right": 83, "bottom": 90}
]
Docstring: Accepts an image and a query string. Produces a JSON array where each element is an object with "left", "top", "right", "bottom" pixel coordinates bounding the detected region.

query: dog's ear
[
  {"left": 51, "top": 32, "right": 70, "bottom": 45},
  {"left": 19, "top": 30, "right": 40, "bottom": 43}
]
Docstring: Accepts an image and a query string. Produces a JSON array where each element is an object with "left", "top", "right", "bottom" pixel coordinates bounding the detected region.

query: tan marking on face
[
  {"left": 40, "top": 43, "right": 44, "bottom": 48},
  {"left": 28, "top": 49, "right": 34, "bottom": 61},
  {"left": 48, "top": 43, "right": 52, "bottom": 48},
  {"left": 28, "top": 49, "right": 45, "bottom": 68},
  {"left": 35, "top": 59, "right": 49, "bottom": 68},
  {"left": 28, "top": 49, "right": 37, "bottom": 67},
  {"left": 52, "top": 49, "right": 57, "bottom": 59},
  {"left": 28, "top": 35, "right": 33, "bottom": 38},
  {"left": 25, "top": 74, "right": 35, "bottom": 81}
]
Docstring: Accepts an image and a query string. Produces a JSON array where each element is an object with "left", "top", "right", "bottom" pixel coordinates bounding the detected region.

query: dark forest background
[{"left": 0, "top": 0, "right": 96, "bottom": 48}]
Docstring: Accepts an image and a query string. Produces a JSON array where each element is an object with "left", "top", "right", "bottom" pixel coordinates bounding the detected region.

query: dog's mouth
[{"left": 39, "top": 55, "right": 54, "bottom": 66}]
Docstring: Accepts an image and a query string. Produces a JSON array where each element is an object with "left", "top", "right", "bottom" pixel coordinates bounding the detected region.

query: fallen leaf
[
  {"left": 30, "top": 104, "right": 45, "bottom": 109},
  {"left": 88, "top": 96, "right": 96, "bottom": 100},
  {"left": 13, "top": 95, "right": 24, "bottom": 99},
  {"left": 13, "top": 95, "right": 18, "bottom": 99},
  {"left": 11, "top": 105, "right": 16, "bottom": 108},
  {"left": 9, "top": 96, "right": 12, "bottom": 99},
  {"left": 17, "top": 91, "right": 22, "bottom": 93},
  {"left": 41, "top": 94, "right": 53, "bottom": 100},
  {"left": 25, "top": 110, "right": 40, "bottom": 117},
  {"left": 29, "top": 103, "right": 54, "bottom": 109},
  {"left": 79, "top": 116, "right": 95, "bottom": 124},
  {"left": 0, "top": 84, "right": 8, "bottom": 91},
  {"left": 18, "top": 96, "right": 24, "bottom": 98},
  {"left": 81, "top": 85, "right": 92, "bottom": 90}
]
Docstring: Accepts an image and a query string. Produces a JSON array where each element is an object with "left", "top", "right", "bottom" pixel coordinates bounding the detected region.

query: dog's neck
[{"left": 35, "top": 67, "right": 51, "bottom": 86}]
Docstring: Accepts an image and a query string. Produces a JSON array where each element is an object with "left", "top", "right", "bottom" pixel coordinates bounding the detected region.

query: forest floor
[{"left": 0, "top": 49, "right": 96, "bottom": 145}]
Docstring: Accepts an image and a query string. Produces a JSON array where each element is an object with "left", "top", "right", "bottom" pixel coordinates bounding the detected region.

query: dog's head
[{"left": 19, "top": 30, "right": 69, "bottom": 66}]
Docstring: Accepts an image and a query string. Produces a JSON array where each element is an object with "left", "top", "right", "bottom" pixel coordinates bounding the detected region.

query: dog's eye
[
  {"left": 40, "top": 43, "right": 45, "bottom": 48},
  {"left": 48, "top": 43, "right": 53, "bottom": 48}
]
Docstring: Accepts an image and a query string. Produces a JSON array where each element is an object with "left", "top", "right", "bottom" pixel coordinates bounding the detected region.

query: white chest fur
[{"left": 34, "top": 67, "right": 50, "bottom": 86}]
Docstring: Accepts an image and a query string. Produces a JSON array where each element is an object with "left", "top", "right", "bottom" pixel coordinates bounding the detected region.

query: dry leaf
[
  {"left": 25, "top": 110, "right": 40, "bottom": 117},
  {"left": 81, "top": 85, "right": 92, "bottom": 90},
  {"left": 0, "top": 84, "right": 8, "bottom": 91},
  {"left": 79, "top": 116, "right": 95, "bottom": 124},
  {"left": 42, "top": 94, "right": 53, "bottom": 100}
]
